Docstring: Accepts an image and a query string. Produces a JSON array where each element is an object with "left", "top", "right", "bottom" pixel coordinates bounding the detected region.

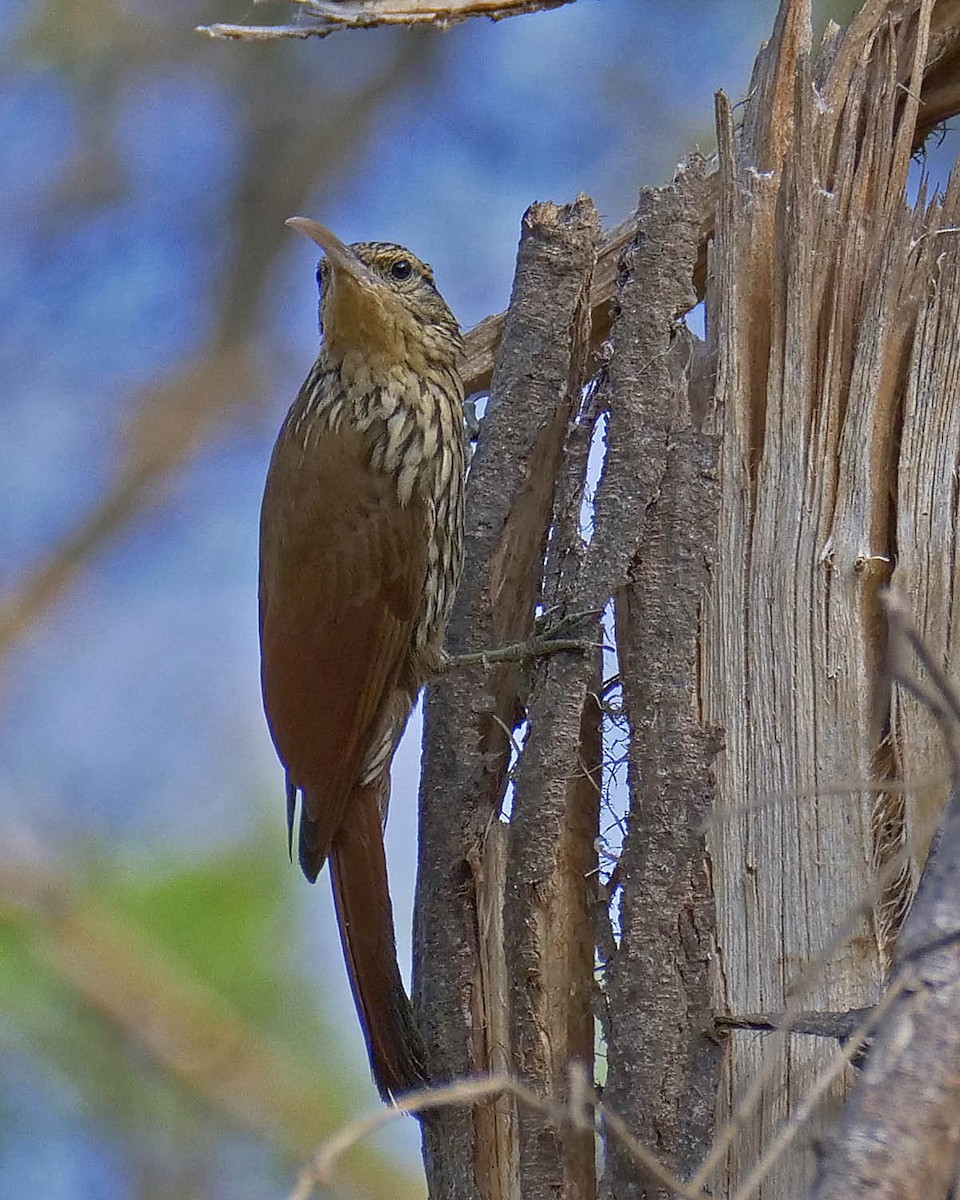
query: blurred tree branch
[
  {"left": 0, "top": 32, "right": 436, "bottom": 661},
  {"left": 0, "top": 852, "right": 423, "bottom": 1200},
  {"left": 200, "top": 0, "right": 577, "bottom": 42}
]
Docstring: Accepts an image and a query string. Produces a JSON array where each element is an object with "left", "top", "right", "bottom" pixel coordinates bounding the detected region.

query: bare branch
[
  {"left": 288, "top": 1071, "right": 702, "bottom": 1200},
  {"left": 200, "top": 0, "right": 578, "bottom": 42}
]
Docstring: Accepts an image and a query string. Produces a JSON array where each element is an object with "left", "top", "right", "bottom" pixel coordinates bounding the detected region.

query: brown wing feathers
[{"left": 259, "top": 423, "right": 429, "bottom": 1094}]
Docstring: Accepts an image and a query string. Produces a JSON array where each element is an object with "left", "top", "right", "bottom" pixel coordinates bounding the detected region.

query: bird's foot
[{"left": 443, "top": 609, "right": 602, "bottom": 672}]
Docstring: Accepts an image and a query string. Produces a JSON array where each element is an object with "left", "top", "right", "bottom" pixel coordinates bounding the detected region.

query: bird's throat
[{"left": 322, "top": 272, "right": 409, "bottom": 372}]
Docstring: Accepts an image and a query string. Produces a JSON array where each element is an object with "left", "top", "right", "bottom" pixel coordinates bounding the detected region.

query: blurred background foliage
[{"left": 0, "top": 0, "right": 876, "bottom": 1196}]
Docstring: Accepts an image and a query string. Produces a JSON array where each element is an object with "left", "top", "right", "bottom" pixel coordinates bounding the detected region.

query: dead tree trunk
[{"left": 412, "top": 2, "right": 960, "bottom": 1199}]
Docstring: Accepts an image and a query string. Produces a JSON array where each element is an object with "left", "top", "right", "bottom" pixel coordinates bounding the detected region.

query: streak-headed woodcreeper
[{"left": 259, "top": 218, "right": 465, "bottom": 1099}]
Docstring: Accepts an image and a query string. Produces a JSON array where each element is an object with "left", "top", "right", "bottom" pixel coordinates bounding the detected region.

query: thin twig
[
  {"left": 690, "top": 833, "right": 926, "bottom": 1192},
  {"left": 703, "top": 771, "right": 950, "bottom": 830},
  {"left": 884, "top": 590, "right": 960, "bottom": 776},
  {"left": 445, "top": 635, "right": 596, "bottom": 670},
  {"left": 288, "top": 1071, "right": 698, "bottom": 1200}
]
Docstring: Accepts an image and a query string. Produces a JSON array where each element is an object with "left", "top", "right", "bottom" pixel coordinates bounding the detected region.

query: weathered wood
[
  {"left": 889, "top": 164, "right": 960, "bottom": 908},
  {"left": 415, "top": 196, "right": 601, "bottom": 1200},
  {"left": 499, "top": 205, "right": 602, "bottom": 1200},
  {"left": 807, "top": 604, "right": 960, "bottom": 1200},
  {"left": 700, "top": 1, "right": 948, "bottom": 1196},
  {"left": 587, "top": 162, "right": 719, "bottom": 1199},
  {"left": 461, "top": 196, "right": 717, "bottom": 397}
]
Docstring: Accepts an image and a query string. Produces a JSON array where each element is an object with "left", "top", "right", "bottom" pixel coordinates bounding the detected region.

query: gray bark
[{"left": 415, "top": 196, "right": 602, "bottom": 1200}]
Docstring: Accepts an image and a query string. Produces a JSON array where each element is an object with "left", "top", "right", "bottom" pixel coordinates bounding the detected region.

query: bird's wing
[{"left": 258, "top": 421, "right": 427, "bottom": 879}]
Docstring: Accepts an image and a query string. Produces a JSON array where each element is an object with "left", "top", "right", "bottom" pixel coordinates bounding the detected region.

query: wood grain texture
[
  {"left": 700, "top": 1, "right": 951, "bottom": 1195},
  {"left": 890, "top": 170, "right": 960, "bottom": 898},
  {"left": 807, "top": 604, "right": 960, "bottom": 1200}
]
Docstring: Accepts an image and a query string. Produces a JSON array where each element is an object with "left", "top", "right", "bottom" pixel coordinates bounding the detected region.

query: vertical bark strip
[
  {"left": 416, "top": 197, "right": 601, "bottom": 1200},
  {"left": 603, "top": 433, "right": 721, "bottom": 1199},
  {"left": 592, "top": 164, "right": 721, "bottom": 1199},
  {"left": 501, "top": 214, "right": 601, "bottom": 1197},
  {"left": 505, "top": 662, "right": 603, "bottom": 1200}
]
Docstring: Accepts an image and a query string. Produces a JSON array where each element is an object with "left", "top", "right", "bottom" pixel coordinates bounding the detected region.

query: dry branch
[
  {"left": 415, "top": 195, "right": 602, "bottom": 1200},
  {"left": 200, "top": 0, "right": 577, "bottom": 42},
  {"left": 290, "top": 1070, "right": 700, "bottom": 1200}
]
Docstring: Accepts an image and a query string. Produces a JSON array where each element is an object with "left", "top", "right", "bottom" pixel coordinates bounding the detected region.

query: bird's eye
[{"left": 390, "top": 259, "right": 413, "bottom": 281}]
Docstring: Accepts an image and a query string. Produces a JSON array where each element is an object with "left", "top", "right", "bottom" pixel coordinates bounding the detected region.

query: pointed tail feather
[{"left": 328, "top": 783, "right": 429, "bottom": 1100}]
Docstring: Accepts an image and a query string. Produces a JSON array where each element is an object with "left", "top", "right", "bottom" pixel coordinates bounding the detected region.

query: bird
[{"left": 258, "top": 217, "right": 466, "bottom": 1100}]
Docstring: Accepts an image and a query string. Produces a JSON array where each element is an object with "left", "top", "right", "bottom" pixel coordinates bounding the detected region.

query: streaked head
[{"left": 286, "top": 217, "right": 462, "bottom": 376}]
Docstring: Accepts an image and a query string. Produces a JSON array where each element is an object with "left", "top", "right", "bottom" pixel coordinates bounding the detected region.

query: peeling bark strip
[
  {"left": 505, "top": 669, "right": 602, "bottom": 1200},
  {"left": 415, "top": 197, "right": 600, "bottom": 1200},
  {"left": 581, "top": 164, "right": 707, "bottom": 611},
  {"left": 576, "top": 162, "right": 721, "bottom": 1199},
  {"left": 502, "top": 203, "right": 601, "bottom": 1198},
  {"left": 603, "top": 428, "right": 721, "bottom": 1200}
]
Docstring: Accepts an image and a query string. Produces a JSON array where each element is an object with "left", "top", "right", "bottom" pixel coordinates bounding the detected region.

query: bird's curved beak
[{"left": 285, "top": 217, "right": 375, "bottom": 288}]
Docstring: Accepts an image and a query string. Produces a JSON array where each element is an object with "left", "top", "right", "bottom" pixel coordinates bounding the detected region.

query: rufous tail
[{"left": 328, "top": 784, "right": 429, "bottom": 1100}]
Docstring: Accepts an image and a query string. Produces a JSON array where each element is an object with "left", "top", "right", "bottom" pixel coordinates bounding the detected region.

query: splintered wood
[{"left": 701, "top": 0, "right": 960, "bottom": 1197}]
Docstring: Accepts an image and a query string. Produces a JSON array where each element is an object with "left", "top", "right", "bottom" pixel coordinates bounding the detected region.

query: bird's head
[{"left": 286, "top": 217, "right": 463, "bottom": 380}]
